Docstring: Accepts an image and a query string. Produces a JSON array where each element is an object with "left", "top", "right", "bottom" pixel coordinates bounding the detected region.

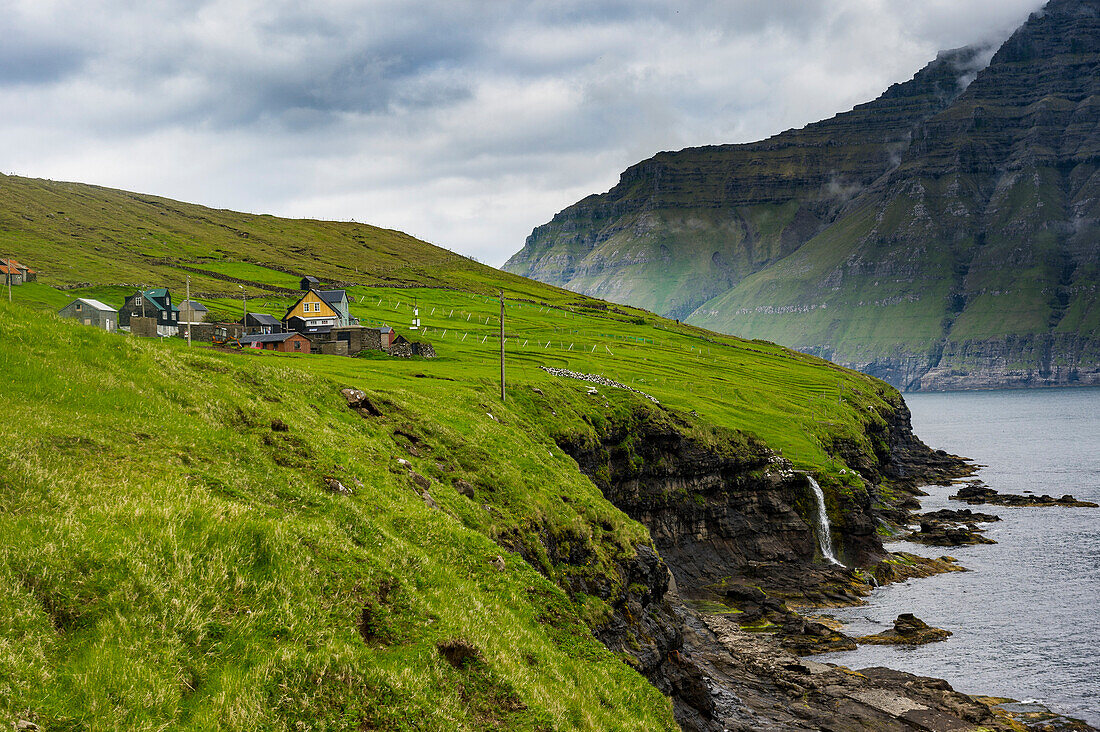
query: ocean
[{"left": 818, "top": 387, "right": 1100, "bottom": 725}]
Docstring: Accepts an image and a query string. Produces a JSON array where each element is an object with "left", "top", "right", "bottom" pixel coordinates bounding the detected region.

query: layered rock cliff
[
  {"left": 546, "top": 398, "right": 1019, "bottom": 731},
  {"left": 506, "top": 0, "right": 1100, "bottom": 391}
]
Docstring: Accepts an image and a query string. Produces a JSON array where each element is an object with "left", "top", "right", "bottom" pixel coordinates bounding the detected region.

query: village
[{"left": 1, "top": 259, "right": 436, "bottom": 359}]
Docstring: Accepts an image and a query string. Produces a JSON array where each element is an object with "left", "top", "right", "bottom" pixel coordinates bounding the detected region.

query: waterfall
[{"left": 806, "top": 475, "right": 844, "bottom": 566}]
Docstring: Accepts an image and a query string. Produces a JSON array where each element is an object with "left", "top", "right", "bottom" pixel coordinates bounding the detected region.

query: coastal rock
[
  {"left": 858, "top": 613, "right": 952, "bottom": 645},
  {"left": 871, "top": 552, "right": 968, "bottom": 585},
  {"left": 918, "top": 508, "right": 1000, "bottom": 523},
  {"left": 679, "top": 612, "right": 1019, "bottom": 731},
  {"left": 906, "top": 519, "right": 996, "bottom": 546},
  {"left": 951, "top": 483, "right": 1099, "bottom": 508}
]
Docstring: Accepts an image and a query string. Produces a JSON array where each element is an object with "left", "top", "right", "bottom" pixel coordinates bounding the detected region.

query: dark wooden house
[
  {"left": 119, "top": 288, "right": 179, "bottom": 336},
  {"left": 242, "top": 312, "right": 283, "bottom": 334}
]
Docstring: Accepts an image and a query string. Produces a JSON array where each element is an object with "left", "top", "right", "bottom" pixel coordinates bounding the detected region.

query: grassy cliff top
[{"left": 1, "top": 176, "right": 906, "bottom": 729}]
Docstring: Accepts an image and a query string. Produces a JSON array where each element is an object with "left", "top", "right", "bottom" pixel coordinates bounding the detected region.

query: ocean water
[{"left": 819, "top": 387, "right": 1100, "bottom": 725}]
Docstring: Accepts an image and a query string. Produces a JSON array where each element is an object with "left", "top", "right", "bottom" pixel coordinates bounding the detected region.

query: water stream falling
[{"left": 806, "top": 476, "right": 843, "bottom": 565}]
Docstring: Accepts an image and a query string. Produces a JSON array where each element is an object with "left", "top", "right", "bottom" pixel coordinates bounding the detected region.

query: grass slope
[{"left": 1, "top": 176, "right": 910, "bottom": 729}]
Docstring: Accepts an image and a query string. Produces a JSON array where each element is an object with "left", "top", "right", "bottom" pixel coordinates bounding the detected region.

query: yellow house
[
  {"left": 285, "top": 290, "right": 339, "bottom": 321},
  {"left": 283, "top": 288, "right": 356, "bottom": 334}
]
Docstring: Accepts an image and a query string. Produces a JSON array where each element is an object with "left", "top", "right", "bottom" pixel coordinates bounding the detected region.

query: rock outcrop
[{"left": 858, "top": 614, "right": 953, "bottom": 646}]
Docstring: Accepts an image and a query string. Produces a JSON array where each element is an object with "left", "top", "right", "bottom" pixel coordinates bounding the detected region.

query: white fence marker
[{"left": 462, "top": 332, "right": 468, "bottom": 341}]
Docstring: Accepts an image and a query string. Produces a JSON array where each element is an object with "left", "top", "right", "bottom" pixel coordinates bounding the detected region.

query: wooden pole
[
  {"left": 499, "top": 291, "right": 505, "bottom": 402},
  {"left": 186, "top": 275, "right": 192, "bottom": 347}
]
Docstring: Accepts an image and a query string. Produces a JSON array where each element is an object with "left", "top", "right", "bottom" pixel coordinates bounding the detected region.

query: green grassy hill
[{"left": 1, "top": 176, "right": 920, "bottom": 730}]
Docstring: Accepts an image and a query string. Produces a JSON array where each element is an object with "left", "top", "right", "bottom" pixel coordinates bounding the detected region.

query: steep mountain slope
[
  {"left": 507, "top": 0, "right": 1100, "bottom": 390},
  {"left": 504, "top": 45, "right": 988, "bottom": 320}
]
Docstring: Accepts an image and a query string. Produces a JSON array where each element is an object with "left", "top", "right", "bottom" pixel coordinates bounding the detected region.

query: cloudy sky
[{"left": 2, "top": 0, "right": 1045, "bottom": 266}]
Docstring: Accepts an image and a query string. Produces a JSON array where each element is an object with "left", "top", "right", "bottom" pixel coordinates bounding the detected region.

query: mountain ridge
[{"left": 506, "top": 0, "right": 1100, "bottom": 390}]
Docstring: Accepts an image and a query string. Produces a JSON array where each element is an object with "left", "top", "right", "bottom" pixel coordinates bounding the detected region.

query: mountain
[{"left": 505, "top": 0, "right": 1100, "bottom": 391}]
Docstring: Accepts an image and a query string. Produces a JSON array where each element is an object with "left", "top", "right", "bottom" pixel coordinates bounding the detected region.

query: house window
[
  {"left": 135, "top": 297, "right": 143, "bottom": 306},
  {"left": 294, "top": 341, "right": 301, "bottom": 350}
]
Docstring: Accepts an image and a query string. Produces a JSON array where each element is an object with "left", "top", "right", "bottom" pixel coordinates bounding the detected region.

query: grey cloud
[
  {"left": 0, "top": 42, "right": 85, "bottom": 85},
  {"left": 0, "top": 0, "right": 1057, "bottom": 266}
]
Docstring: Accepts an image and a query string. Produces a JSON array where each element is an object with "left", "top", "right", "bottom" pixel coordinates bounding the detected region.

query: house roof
[
  {"left": 318, "top": 290, "right": 347, "bottom": 307},
  {"left": 71, "top": 298, "right": 117, "bottom": 312},
  {"left": 179, "top": 300, "right": 208, "bottom": 311},
  {"left": 134, "top": 288, "right": 179, "bottom": 312},
  {"left": 241, "top": 332, "right": 309, "bottom": 344},
  {"left": 1, "top": 259, "right": 32, "bottom": 273},
  {"left": 246, "top": 313, "right": 281, "bottom": 326},
  {"left": 376, "top": 326, "right": 394, "bottom": 333},
  {"left": 301, "top": 275, "right": 321, "bottom": 285}
]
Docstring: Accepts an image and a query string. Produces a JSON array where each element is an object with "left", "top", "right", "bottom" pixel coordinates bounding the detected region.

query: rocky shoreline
[{"left": 555, "top": 397, "right": 1096, "bottom": 731}]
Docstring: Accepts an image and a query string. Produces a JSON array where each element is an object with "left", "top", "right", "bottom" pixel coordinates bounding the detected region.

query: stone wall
[{"left": 130, "top": 317, "right": 158, "bottom": 338}]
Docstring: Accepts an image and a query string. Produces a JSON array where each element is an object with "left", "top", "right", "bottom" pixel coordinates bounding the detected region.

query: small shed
[
  {"left": 178, "top": 299, "right": 209, "bottom": 326},
  {"left": 239, "top": 332, "right": 311, "bottom": 353},
  {"left": 242, "top": 312, "right": 283, "bottom": 334},
  {"left": 1, "top": 259, "right": 35, "bottom": 285},
  {"left": 300, "top": 275, "right": 321, "bottom": 291},
  {"left": 58, "top": 298, "right": 118, "bottom": 331},
  {"left": 0, "top": 262, "right": 21, "bottom": 286}
]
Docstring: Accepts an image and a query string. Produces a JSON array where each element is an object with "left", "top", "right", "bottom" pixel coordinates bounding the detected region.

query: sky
[{"left": 1, "top": 0, "right": 1046, "bottom": 266}]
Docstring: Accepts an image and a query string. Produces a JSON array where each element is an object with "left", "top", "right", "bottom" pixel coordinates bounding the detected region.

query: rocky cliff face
[
  {"left": 506, "top": 0, "right": 1100, "bottom": 391},
  {"left": 549, "top": 400, "right": 991, "bottom": 730}
]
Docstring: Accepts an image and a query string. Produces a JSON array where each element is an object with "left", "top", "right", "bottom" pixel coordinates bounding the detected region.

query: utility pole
[
  {"left": 499, "top": 291, "right": 505, "bottom": 402},
  {"left": 4, "top": 259, "right": 10, "bottom": 303},
  {"left": 239, "top": 285, "right": 247, "bottom": 335},
  {"left": 186, "top": 275, "right": 192, "bottom": 347}
]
